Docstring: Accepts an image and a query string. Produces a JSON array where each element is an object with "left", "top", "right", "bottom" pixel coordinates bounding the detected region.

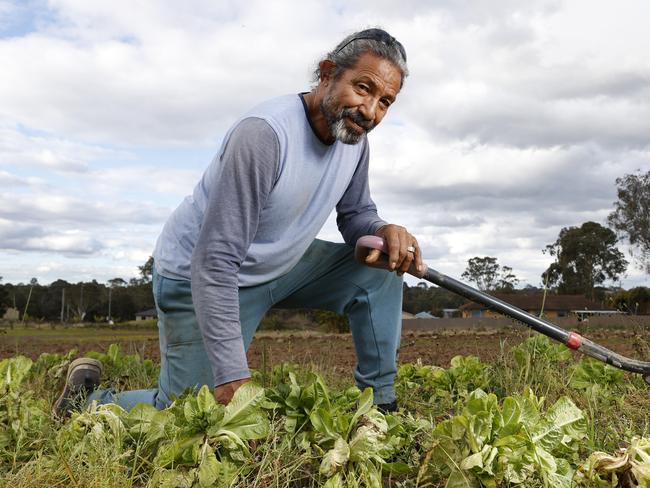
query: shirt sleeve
[
  {"left": 190, "top": 117, "right": 279, "bottom": 387},
  {"left": 336, "top": 138, "right": 387, "bottom": 246}
]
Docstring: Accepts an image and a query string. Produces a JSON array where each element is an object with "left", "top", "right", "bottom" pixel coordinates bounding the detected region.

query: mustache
[{"left": 341, "top": 109, "right": 375, "bottom": 131}]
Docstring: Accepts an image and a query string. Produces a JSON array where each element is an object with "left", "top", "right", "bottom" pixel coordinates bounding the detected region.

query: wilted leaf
[
  {"left": 198, "top": 449, "right": 221, "bottom": 487},
  {"left": 150, "top": 468, "right": 195, "bottom": 488},
  {"left": 576, "top": 437, "right": 650, "bottom": 486},
  {"left": 348, "top": 413, "right": 389, "bottom": 462},
  {"left": 445, "top": 469, "right": 480, "bottom": 488},
  {"left": 460, "top": 451, "right": 483, "bottom": 471},
  {"left": 323, "top": 472, "right": 345, "bottom": 488},
  {"left": 320, "top": 437, "right": 350, "bottom": 478}
]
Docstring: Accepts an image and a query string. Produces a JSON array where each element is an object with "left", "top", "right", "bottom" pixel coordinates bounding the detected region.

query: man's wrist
[{"left": 374, "top": 223, "right": 388, "bottom": 235}]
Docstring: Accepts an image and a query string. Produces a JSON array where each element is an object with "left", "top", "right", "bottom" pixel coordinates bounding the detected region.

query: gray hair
[{"left": 312, "top": 28, "right": 409, "bottom": 89}]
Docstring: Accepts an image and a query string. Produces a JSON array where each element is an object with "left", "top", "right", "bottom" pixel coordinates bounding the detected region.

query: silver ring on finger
[{"left": 406, "top": 245, "right": 416, "bottom": 253}]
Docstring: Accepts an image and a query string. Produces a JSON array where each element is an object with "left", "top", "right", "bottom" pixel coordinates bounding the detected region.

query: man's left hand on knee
[{"left": 214, "top": 377, "right": 250, "bottom": 405}]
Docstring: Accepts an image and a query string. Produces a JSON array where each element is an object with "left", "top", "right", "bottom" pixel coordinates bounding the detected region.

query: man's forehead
[{"left": 342, "top": 53, "right": 402, "bottom": 94}]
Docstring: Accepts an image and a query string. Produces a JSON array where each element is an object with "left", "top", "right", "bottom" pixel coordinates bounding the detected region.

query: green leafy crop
[
  {"left": 0, "top": 356, "right": 52, "bottom": 466},
  {"left": 420, "top": 388, "right": 587, "bottom": 487},
  {"left": 397, "top": 355, "right": 491, "bottom": 410},
  {"left": 1, "top": 339, "right": 648, "bottom": 487}
]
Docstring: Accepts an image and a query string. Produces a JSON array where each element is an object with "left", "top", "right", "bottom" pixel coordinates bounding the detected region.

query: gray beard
[
  {"left": 330, "top": 118, "right": 364, "bottom": 145},
  {"left": 320, "top": 96, "right": 374, "bottom": 145}
]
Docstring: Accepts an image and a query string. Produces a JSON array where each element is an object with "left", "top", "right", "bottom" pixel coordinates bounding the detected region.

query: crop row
[{"left": 1, "top": 336, "right": 649, "bottom": 487}]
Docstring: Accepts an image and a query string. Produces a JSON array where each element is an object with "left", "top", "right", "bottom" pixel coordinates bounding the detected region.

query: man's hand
[
  {"left": 214, "top": 378, "right": 250, "bottom": 405},
  {"left": 366, "top": 224, "right": 423, "bottom": 277}
]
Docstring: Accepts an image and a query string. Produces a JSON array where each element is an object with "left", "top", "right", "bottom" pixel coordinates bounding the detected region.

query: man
[{"left": 53, "top": 28, "right": 422, "bottom": 418}]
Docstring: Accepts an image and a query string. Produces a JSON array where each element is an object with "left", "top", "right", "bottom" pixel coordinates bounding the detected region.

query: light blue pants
[{"left": 88, "top": 239, "right": 403, "bottom": 409}]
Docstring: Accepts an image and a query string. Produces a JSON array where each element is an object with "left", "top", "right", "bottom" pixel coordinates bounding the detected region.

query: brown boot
[{"left": 52, "top": 358, "right": 103, "bottom": 419}]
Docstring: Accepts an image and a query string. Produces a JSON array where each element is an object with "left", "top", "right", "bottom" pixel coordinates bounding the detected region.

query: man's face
[{"left": 320, "top": 53, "right": 402, "bottom": 144}]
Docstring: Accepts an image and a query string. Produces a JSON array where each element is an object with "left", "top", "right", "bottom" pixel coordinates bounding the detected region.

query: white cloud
[
  {"left": 23, "top": 230, "right": 102, "bottom": 254},
  {"left": 0, "top": 219, "right": 101, "bottom": 254},
  {"left": 0, "top": 1, "right": 647, "bottom": 290},
  {"left": 0, "top": 169, "right": 45, "bottom": 187},
  {"left": 0, "top": 125, "right": 126, "bottom": 172},
  {"left": 87, "top": 166, "right": 202, "bottom": 196},
  {"left": 0, "top": 192, "right": 169, "bottom": 224},
  {"left": 0, "top": 1, "right": 336, "bottom": 145}
]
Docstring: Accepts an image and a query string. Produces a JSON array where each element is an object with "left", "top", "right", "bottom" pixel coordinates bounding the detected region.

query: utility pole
[
  {"left": 108, "top": 285, "right": 112, "bottom": 324},
  {"left": 60, "top": 288, "right": 65, "bottom": 324},
  {"left": 79, "top": 283, "right": 84, "bottom": 322},
  {"left": 22, "top": 278, "right": 37, "bottom": 327}
]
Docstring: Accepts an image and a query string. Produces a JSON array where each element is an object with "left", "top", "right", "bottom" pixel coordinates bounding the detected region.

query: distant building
[
  {"left": 442, "top": 308, "right": 460, "bottom": 318},
  {"left": 414, "top": 311, "right": 436, "bottom": 319},
  {"left": 459, "top": 294, "right": 621, "bottom": 320},
  {"left": 135, "top": 308, "right": 158, "bottom": 321},
  {"left": 2, "top": 307, "right": 19, "bottom": 321}
]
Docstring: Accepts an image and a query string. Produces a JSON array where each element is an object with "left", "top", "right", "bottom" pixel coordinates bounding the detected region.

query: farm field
[
  {"left": 1, "top": 325, "right": 647, "bottom": 372},
  {"left": 1, "top": 325, "right": 650, "bottom": 486}
]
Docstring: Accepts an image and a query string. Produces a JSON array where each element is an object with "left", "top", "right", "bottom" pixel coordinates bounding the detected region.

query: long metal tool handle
[{"left": 355, "top": 235, "right": 650, "bottom": 381}]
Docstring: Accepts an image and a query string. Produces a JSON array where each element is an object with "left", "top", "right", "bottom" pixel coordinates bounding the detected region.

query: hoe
[{"left": 356, "top": 235, "right": 650, "bottom": 384}]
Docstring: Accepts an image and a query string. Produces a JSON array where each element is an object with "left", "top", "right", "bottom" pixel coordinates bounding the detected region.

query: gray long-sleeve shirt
[{"left": 153, "top": 94, "right": 386, "bottom": 386}]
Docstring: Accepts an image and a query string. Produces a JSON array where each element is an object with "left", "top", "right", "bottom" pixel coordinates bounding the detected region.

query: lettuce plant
[
  {"left": 420, "top": 388, "right": 587, "bottom": 487},
  {"left": 0, "top": 356, "right": 52, "bottom": 467}
]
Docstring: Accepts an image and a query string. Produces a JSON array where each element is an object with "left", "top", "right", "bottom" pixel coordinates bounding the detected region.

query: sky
[{"left": 1, "top": 0, "right": 648, "bottom": 290}]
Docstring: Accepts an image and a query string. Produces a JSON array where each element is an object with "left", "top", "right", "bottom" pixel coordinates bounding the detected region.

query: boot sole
[{"left": 52, "top": 358, "right": 103, "bottom": 419}]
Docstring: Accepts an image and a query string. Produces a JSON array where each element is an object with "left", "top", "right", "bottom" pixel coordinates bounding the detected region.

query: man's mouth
[
  {"left": 343, "top": 111, "right": 373, "bottom": 134},
  {"left": 345, "top": 116, "right": 366, "bottom": 133}
]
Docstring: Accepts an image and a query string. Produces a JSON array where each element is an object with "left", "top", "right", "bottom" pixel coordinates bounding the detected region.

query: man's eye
[
  {"left": 357, "top": 84, "right": 370, "bottom": 92},
  {"left": 380, "top": 99, "right": 391, "bottom": 108}
]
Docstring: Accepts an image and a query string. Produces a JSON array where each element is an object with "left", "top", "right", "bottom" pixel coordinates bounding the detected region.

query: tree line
[
  {"left": 0, "top": 258, "right": 155, "bottom": 323},
  {"left": 460, "top": 171, "right": 649, "bottom": 295},
  {"left": 452, "top": 170, "right": 650, "bottom": 314}
]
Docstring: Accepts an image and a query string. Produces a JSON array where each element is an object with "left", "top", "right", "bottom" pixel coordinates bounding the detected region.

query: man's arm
[
  {"left": 190, "top": 117, "right": 279, "bottom": 401},
  {"left": 336, "top": 139, "right": 423, "bottom": 275},
  {"left": 336, "top": 139, "right": 387, "bottom": 244}
]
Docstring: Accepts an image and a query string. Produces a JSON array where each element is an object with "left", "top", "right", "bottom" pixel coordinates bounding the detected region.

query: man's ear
[{"left": 319, "top": 59, "right": 337, "bottom": 84}]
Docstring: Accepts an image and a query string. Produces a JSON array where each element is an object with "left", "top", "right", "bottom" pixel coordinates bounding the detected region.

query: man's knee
[{"left": 347, "top": 263, "right": 403, "bottom": 296}]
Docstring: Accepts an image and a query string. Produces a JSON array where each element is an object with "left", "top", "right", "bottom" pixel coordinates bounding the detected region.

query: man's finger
[
  {"left": 398, "top": 244, "right": 414, "bottom": 276},
  {"left": 414, "top": 242, "right": 423, "bottom": 274},
  {"left": 385, "top": 231, "right": 402, "bottom": 271},
  {"left": 364, "top": 248, "right": 382, "bottom": 264},
  {"left": 398, "top": 236, "right": 417, "bottom": 276}
]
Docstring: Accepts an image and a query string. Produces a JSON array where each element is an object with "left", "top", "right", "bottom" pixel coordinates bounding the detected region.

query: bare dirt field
[{"left": 2, "top": 325, "right": 649, "bottom": 373}]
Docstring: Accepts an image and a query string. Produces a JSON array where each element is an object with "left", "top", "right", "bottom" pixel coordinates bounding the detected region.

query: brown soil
[{"left": 2, "top": 327, "right": 649, "bottom": 374}]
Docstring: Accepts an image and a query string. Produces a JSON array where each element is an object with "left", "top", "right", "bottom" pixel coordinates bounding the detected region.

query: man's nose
[{"left": 358, "top": 97, "right": 378, "bottom": 122}]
